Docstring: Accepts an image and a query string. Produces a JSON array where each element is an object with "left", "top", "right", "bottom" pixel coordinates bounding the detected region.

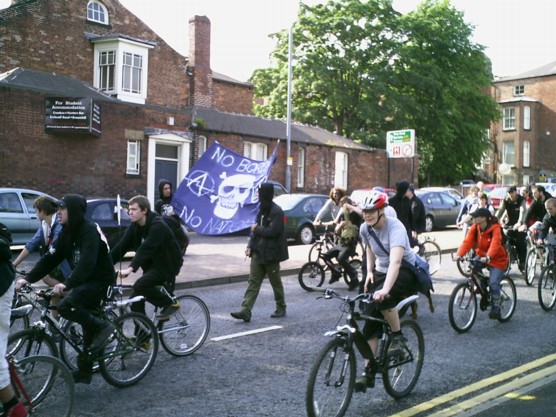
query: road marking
[
  {"left": 210, "top": 325, "right": 283, "bottom": 342},
  {"left": 391, "top": 353, "right": 556, "bottom": 417}
]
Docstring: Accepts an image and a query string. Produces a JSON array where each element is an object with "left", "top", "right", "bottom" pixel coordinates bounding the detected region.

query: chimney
[{"left": 188, "top": 15, "right": 213, "bottom": 108}]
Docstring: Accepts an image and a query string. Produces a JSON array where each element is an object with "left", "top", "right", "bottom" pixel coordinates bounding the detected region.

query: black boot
[{"left": 72, "top": 353, "right": 93, "bottom": 384}]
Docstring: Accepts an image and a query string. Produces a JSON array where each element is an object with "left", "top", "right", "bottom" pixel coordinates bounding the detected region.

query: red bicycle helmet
[{"left": 360, "top": 191, "right": 388, "bottom": 210}]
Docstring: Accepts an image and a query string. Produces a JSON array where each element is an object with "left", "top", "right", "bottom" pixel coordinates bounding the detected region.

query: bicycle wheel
[
  {"left": 298, "top": 262, "right": 325, "bottom": 291},
  {"left": 382, "top": 319, "right": 425, "bottom": 399},
  {"left": 448, "top": 282, "right": 477, "bottom": 333},
  {"left": 342, "top": 259, "right": 362, "bottom": 286},
  {"left": 504, "top": 242, "right": 513, "bottom": 274},
  {"left": 421, "top": 240, "right": 441, "bottom": 275},
  {"left": 7, "top": 328, "right": 59, "bottom": 360},
  {"left": 159, "top": 294, "right": 211, "bottom": 356},
  {"left": 498, "top": 276, "right": 517, "bottom": 322},
  {"left": 98, "top": 312, "right": 159, "bottom": 387},
  {"left": 538, "top": 264, "right": 556, "bottom": 312},
  {"left": 525, "top": 248, "right": 538, "bottom": 286},
  {"left": 308, "top": 242, "right": 321, "bottom": 263},
  {"left": 457, "top": 251, "right": 474, "bottom": 277},
  {"left": 306, "top": 337, "right": 355, "bottom": 417},
  {"left": 12, "top": 354, "right": 74, "bottom": 417}
]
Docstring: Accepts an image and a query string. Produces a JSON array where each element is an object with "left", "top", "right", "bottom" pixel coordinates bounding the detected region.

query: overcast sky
[{"left": 2, "top": 0, "right": 555, "bottom": 82}]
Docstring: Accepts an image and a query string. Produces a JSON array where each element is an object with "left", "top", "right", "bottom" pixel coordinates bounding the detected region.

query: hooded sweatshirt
[
  {"left": 155, "top": 179, "right": 174, "bottom": 216},
  {"left": 26, "top": 194, "right": 115, "bottom": 290}
]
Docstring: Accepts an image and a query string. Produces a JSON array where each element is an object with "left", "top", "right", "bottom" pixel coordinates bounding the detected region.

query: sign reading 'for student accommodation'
[
  {"left": 386, "top": 129, "right": 415, "bottom": 158},
  {"left": 44, "top": 97, "right": 101, "bottom": 137}
]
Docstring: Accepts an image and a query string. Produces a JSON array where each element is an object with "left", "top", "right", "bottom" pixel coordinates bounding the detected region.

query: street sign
[{"left": 386, "top": 129, "right": 415, "bottom": 158}]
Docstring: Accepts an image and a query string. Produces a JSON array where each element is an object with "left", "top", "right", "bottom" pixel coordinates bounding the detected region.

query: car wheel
[
  {"left": 297, "top": 224, "right": 315, "bottom": 245},
  {"left": 425, "top": 215, "right": 434, "bottom": 233}
]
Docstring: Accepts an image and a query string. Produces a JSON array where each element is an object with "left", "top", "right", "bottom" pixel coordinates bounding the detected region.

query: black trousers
[{"left": 130, "top": 269, "right": 175, "bottom": 315}]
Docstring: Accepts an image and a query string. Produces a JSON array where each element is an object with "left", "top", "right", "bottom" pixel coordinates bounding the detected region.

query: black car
[
  {"left": 274, "top": 193, "right": 329, "bottom": 244},
  {"left": 85, "top": 198, "right": 131, "bottom": 248}
]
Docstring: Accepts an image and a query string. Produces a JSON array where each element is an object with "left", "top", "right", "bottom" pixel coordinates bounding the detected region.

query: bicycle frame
[{"left": 8, "top": 356, "right": 34, "bottom": 413}]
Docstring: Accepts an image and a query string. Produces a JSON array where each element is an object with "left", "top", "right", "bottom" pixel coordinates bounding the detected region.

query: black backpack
[{"left": 162, "top": 216, "right": 189, "bottom": 256}]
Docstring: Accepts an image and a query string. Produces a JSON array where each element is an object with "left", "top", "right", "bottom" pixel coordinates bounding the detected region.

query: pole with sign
[{"left": 386, "top": 129, "right": 416, "bottom": 185}]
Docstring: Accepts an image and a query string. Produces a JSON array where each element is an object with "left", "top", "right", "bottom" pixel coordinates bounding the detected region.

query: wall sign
[{"left": 45, "top": 97, "right": 101, "bottom": 136}]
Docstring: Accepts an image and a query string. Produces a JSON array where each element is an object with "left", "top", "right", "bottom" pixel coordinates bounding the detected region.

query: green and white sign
[{"left": 386, "top": 129, "right": 415, "bottom": 158}]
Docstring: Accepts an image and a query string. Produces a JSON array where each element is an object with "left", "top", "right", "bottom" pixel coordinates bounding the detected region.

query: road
[{"left": 55, "top": 244, "right": 556, "bottom": 417}]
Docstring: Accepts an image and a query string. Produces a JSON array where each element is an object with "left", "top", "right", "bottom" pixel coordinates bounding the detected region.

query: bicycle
[
  {"left": 6, "top": 353, "right": 74, "bottom": 417},
  {"left": 305, "top": 289, "right": 424, "bottom": 417},
  {"left": 525, "top": 221, "right": 549, "bottom": 286},
  {"left": 8, "top": 285, "right": 159, "bottom": 387},
  {"left": 502, "top": 225, "right": 525, "bottom": 275},
  {"left": 415, "top": 234, "right": 441, "bottom": 275},
  {"left": 448, "top": 254, "right": 517, "bottom": 333},
  {"left": 537, "top": 244, "right": 556, "bottom": 311}
]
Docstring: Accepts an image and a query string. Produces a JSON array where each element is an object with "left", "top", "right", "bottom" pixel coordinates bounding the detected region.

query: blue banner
[{"left": 171, "top": 141, "right": 278, "bottom": 235}]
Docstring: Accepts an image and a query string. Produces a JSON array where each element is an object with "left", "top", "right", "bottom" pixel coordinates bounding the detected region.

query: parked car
[
  {"left": 274, "top": 193, "right": 329, "bottom": 244},
  {"left": 85, "top": 198, "right": 131, "bottom": 248},
  {"left": 419, "top": 187, "right": 463, "bottom": 201},
  {"left": 415, "top": 189, "right": 462, "bottom": 232},
  {"left": 0, "top": 188, "right": 56, "bottom": 245},
  {"left": 268, "top": 180, "right": 288, "bottom": 197},
  {"left": 488, "top": 186, "right": 509, "bottom": 210},
  {"left": 350, "top": 187, "right": 396, "bottom": 206}
]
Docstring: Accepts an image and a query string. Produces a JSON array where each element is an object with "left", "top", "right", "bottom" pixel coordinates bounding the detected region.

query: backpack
[{"left": 162, "top": 216, "right": 189, "bottom": 256}]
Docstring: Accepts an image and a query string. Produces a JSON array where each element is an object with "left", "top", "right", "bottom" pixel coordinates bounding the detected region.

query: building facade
[{"left": 0, "top": 0, "right": 415, "bottom": 204}]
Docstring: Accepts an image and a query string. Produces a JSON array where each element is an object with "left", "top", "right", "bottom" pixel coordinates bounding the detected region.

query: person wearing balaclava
[
  {"left": 231, "top": 183, "right": 289, "bottom": 322},
  {"left": 389, "top": 180, "right": 415, "bottom": 247},
  {"left": 16, "top": 194, "right": 116, "bottom": 385}
]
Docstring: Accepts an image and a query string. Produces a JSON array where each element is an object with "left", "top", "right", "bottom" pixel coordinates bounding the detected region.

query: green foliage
[{"left": 250, "top": 0, "right": 500, "bottom": 184}]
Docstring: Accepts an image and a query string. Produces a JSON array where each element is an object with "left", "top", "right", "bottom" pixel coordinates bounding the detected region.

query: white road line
[{"left": 210, "top": 325, "right": 283, "bottom": 341}]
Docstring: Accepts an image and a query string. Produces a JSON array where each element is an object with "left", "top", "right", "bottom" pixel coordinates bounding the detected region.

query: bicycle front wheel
[
  {"left": 7, "top": 328, "right": 59, "bottom": 360},
  {"left": 12, "top": 354, "right": 74, "bottom": 417},
  {"left": 525, "top": 248, "right": 538, "bottom": 286},
  {"left": 382, "top": 319, "right": 425, "bottom": 399},
  {"left": 98, "top": 312, "right": 159, "bottom": 387},
  {"left": 159, "top": 294, "right": 211, "bottom": 356},
  {"left": 298, "top": 262, "right": 325, "bottom": 291},
  {"left": 421, "top": 240, "right": 441, "bottom": 275},
  {"left": 306, "top": 337, "right": 355, "bottom": 417},
  {"left": 448, "top": 283, "right": 477, "bottom": 333},
  {"left": 538, "top": 264, "right": 556, "bottom": 312},
  {"left": 457, "top": 251, "right": 474, "bottom": 277},
  {"left": 499, "top": 276, "right": 517, "bottom": 322}
]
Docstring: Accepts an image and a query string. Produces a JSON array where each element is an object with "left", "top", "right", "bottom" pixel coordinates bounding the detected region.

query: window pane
[
  {"left": 297, "top": 148, "right": 305, "bottom": 187},
  {"left": 127, "top": 141, "right": 140, "bottom": 174},
  {"left": 503, "top": 108, "right": 515, "bottom": 130},
  {"left": 503, "top": 142, "right": 515, "bottom": 166},
  {"left": 156, "top": 144, "right": 178, "bottom": 159},
  {"left": 334, "top": 152, "right": 348, "bottom": 189},
  {"left": 523, "top": 106, "right": 531, "bottom": 130},
  {"left": 523, "top": 140, "right": 530, "bottom": 167}
]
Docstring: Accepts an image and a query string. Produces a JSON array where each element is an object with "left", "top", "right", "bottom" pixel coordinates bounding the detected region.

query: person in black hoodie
[
  {"left": 155, "top": 179, "right": 174, "bottom": 216},
  {"left": 389, "top": 180, "right": 415, "bottom": 247},
  {"left": 231, "top": 183, "right": 289, "bottom": 322},
  {"left": 112, "top": 195, "right": 183, "bottom": 320},
  {"left": 16, "top": 195, "right": 116, "bottom": 384}
]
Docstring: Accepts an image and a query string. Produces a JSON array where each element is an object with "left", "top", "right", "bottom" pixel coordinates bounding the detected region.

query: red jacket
[{"left": 457, "top": 222, "right": 508, "bottom": 270}]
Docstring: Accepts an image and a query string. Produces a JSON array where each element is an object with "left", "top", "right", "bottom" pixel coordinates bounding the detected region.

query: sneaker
[
  {"left": 71, "top": 369, "right": 92, "bottom": 384},
  {"left": 230, "top": 310, "right": 251, "bottom": 322},
  {"left": 354, "top": 373, "right": 375, "bottom": 392},
  {"left": 4, "top": 401, "right": 28, "bottom": 417},
  {"left": 388, "top": 333, "right": 407, "bottom": 358},
  {"left": 348, "top": 276, "right": 359, "bottom": 291},
  {"left": 156, "top": 302, "right": 181, "bottom": 321},
  {"left": 489, "top": 305, "right": 501, "bottom": 320},
  {"left": 89, "top": 322, "right": 115, "bottom": 352},
  {"left": 328, "top": 269, "right": 342, "bottom": 284},
  {"left": 270, "top": 308, "right": 286, "bottom": 318}
]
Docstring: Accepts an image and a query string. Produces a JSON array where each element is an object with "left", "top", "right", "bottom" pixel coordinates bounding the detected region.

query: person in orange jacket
[{"left": 456, "top": 207, "right": 509, "bottom": 320}]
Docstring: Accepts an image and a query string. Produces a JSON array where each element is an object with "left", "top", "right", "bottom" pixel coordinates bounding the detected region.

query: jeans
[
  {"left": 240, "top": 253, "right": 286, "bottom": 313},
  {"left": 488, "top": 266, "right": 505, "bottom": 300}
]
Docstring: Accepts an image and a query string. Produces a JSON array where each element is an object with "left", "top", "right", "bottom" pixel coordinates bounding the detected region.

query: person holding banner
[{"left": 231, "top": 183, "right": 289, "bottom": 322}]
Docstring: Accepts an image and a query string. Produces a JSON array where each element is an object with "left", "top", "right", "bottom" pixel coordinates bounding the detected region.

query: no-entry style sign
[{"left": 386, "top": 129, "right": 415, "bottom": 158}]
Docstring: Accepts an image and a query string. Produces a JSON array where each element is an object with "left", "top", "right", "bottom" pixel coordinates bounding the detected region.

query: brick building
[
  {"left": 488, "top": 62, "right": 556, "bottom": 185},
  {"left": 0, "top": 0, "right": 415, "bottom": 203}
]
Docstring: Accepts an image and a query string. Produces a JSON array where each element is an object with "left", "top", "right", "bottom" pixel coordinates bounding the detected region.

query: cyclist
[
  {"left": 456, "top": 207, "right": 508, "bottom": 320},
  {"left": 313, "top": 187, "right": 346, "bottom": 224},
  {"left": 495, "top": 186, "right": 527, "bottom": 272},
  {"left": 456, "top": 186, "right": 479, "bottom": 235},
  {"left": 355, "top": 191, "right": 420, "bottom": 391},
  {"left": 523, "top": 184, "right": 552, "bottom": 231},
  {"left": 535, "top": 198, "right": 556, "bottom": 246},
  {"left": 112, "top": 195, "right": 184, "bottom": 321},
  {"left": 16, "top": 195, "right": 116, "bottom": 384}
]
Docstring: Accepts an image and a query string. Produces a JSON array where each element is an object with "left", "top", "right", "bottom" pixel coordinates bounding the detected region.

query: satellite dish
[{"left": 498, "top": 163, "right": 511, "bottom": 175}]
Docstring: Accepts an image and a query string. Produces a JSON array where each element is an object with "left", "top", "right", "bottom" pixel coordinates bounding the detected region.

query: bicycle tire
[
  {"left": 7, "top": 328, "right": 59, "bottom": 360},
  {"left": 421, "top": 240, "right": 441, "bottom": 275},
  {"left": 342, "top": 259, "right": 362, "bottom": 286},
  {"left": 382, "top": 319, "right": 425, "bottom": 399},
  {"left": 457, "top": 250, "right": 474, "bottom": 277},
  {"left": 308, "top": 242, "right": 320, "bottom": 263},
  {"left": 448, "top": 282, "right": 477, "bottom": 333},
  {"left": 98, "top": 312, "right": 159, "bottom": 387},
  {"left": 498, "top": 276, "right": 517, "bottom": 322},
  {"left": 504, "top": 242, "right": 513, "bottom": 274},
  {"left": 306, "top": 337, "right": 355, "bottom": 417},
  {"left": 298, "top": 262, "right": 325, "bottom": 291},
  {"left": 159, "top": 294, "right": 211, "bottom": 357},
  {"left": 12, "top": 354, "right": 74, "bottom": 417},
  {"left": 525, "top": 248, "right": 538, "bottom": 286},
  {"left": 538, "top": 264, "right": 556, "bottom": 312}
]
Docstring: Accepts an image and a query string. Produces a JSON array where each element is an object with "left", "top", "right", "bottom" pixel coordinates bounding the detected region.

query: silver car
[{"left": 0, "top": 188, "right": 55, "bottom": 245}]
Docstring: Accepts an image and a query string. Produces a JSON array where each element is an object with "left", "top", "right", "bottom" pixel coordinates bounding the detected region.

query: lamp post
[{"left": 285, "top": 24, "right": 293, "bottom": 193}]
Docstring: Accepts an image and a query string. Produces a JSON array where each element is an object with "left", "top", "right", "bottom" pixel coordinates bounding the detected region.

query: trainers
[
  {"left": 348, "top": 277, "right": 359, "bottom": 291},
  {"left": 270, "top": 308, "right": 286, "bottom": 318},
  {"left": 489, "top": 305, "right": 501, "bottom": 320},
  {"left": 71, "top": 369, "right": 92, "bottom": 384},
  {"left": 354, "top": 373, "right": 375, "bottom": 392},
  {"left": 4, "top": 401, "right": 28, "bottom": 417},
  {"left": 156, "top": 302, "right": 181, "bottom": 321},
  {"left": 388, "top": 333, "right": 407, "bottom": 358},
  {"left": 230, "top": 310, "right": 251, "bottom": 322},
  {"left": 90, "top": 322, "right": 115, "bottom": 352},
  {"left": 329, "top": 269, "right": 342, "bottom": 284}
]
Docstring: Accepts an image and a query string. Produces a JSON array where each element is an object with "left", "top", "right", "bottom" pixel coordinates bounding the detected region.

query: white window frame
[
  {"left": 126, "top": 140, "right": 140, "bottom": 175},
  {"left": 297, "top": 148, "right": 305, "bottom": 188},
  {"left": 92, "top": 38, "right": 153, "bottom": 104},
  {"left": 503, "top": 107, "right": 516, "bottom": 130},
  {"left": 334, "top": 151, "right": 348, "bottom": 189},
  {"left": 523, "top": 174, "right": 530, "bottom": 186},
  {"left": 87, "top": 1, "right": 109, "bottom": 25},
  {"left": 98, "top": 50, "right": 116, "bottom": 92},
  {"left": 514, "top": 85, "right": 524, "bottom": 96},
  {"left": 502, "top": 141, "right": 515, "bottom": 167},
  {"left": 523, "top": 105, "right": 531, "bottom": 130},
  {"left": 523, "top": 140, "right": 530, "bottom": 168},
  {"left": 197, "top": 135, "right": 207, "bottom": 157},
  {"left": 244, "top": 142, "right": 268, "bottom": 161}
]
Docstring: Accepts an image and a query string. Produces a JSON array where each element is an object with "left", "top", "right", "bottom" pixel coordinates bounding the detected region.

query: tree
[{"left": 251, "top": 0, "right": 500, "bottom": 184}]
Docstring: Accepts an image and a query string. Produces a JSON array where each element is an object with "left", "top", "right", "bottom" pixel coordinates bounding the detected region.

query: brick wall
[{"left": 212, "top": 80, "right": 253, "bottom": 114}]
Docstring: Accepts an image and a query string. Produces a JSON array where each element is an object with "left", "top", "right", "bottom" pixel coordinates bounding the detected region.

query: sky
[{"left": 2, "top": 0, "right": 556, "bottom": 82}]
